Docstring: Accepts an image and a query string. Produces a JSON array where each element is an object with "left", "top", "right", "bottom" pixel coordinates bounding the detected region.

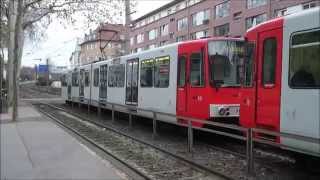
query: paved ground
[{"left": 0, "top": 101, "right": 127, "bottom": 180}]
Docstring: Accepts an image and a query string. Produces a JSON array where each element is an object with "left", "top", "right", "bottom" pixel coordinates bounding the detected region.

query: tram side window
[
  {"left": 72, "top": 72, "right": 78, "bottom": 87},
  {"left": 108, "top": 64, "right": 125, "bottom": 87},
  {"left": 154, "top": 56, "right": 170, "bottom": 88},
  {"left": 243, "top": 42, "right": 255, "bottom": 87},
  {"left": 289, "top": 29, "right": 320, "bottom": 88},
  {"left": 61, "top": 75, "right": 67, "bottom": 87},
  {"left": 93, "top": 68, "right": 99, "bottom": 87},
  {"left": 190, "top": 53, "right": 204, "bottom": 87},
  {"left": 178, "top": 56, "right": 186, "bottom": 87},
  {"left": 140, "top": 59, "right": 154, "bottom": 87},
  {"left": 100, "top": 65, "right": 108, "bottom": 87},
  {"left": 262, "top": 38, "right": 277, "bottom": 85},
  {"left": 85, "top": 71, "right": 90, "bottom": 87}
]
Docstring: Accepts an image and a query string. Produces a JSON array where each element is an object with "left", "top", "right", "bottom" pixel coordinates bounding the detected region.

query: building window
[
  {"left": 148, "top": 44, "right": 156, "bottom": 49},
  {"left": 188, "top": 0, "right": 201, "bottom": 6},
  {"left": 303, "top": 1, "right": 316, "bottom": 9},
  {"left": 130, "top": 37, "right": 134, "bottom": 45},
  {"left": 215, "top": 1, "right": 230, "bottom": 19},
  {"left": 214, "top": 24, "right": 229, "bottom": 36},
  {"left": 276, "top": 8, "right": 287, "bottom": 17},
  {"left": 262, "top": 38, "right": 277, "bottom": 85},
  {"left": 132, "top": 49, "right": 137, "bottom": 54},
  {"left": 177, "top": 17, "right": 188, "bottom": 31},
  {"left": 190, "top": 30, "right": 208, "bottom": 40},
  {"left": 160, "top": 40, "right": 168, "bottom": 46},
  {"left": 154, "top": 56, "right": 170, "bottom": 88},
  {"left": 160, "top": 24, "right": 169, "bottom": 36},
  {"left": 148, "top": 29, "right": 158, "bottom": 40},
  {"left": 191, "top": 9, "right": 210, "bottom": 26},
  {"left": 233, "top": 11, "right": 242, "bottom": 20},
  {"left": 137, "top": 33, "right": 144, "bottom": 44},
  {"left": 289, "top": 29, "right": 320, "bottom": 88},
  {"left": 176, "top": 35, "right": 187, "bottom": 42},
  {"left": 176, "top": 1, "right": 187, "bottom": 11},
  {"left": 246, "top": 13, "right": 267, "bottom": 30},
  {"left": 247, "top": 0, "right": 267, "bottom": 9},
  {"left": 140, "top": 59, "right": 154, "bottom": 87}
]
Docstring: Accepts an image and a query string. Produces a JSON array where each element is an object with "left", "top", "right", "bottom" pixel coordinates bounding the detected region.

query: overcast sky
[{"left": 22, "top": 0, "right": 172, "bottom": 67}]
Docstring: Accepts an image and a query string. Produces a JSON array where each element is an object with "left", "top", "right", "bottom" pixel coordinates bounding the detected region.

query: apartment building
[
  {"left": 129, "top": 0, "right": 319, "bottom": 53},
  {"left": 79, "top": 23, "right": 127, "bottom": 65}
]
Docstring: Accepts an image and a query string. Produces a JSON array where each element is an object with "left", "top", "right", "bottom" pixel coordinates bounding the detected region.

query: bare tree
[
  {"left": 0, "top": 0, "right": 8, "bottom": 112},
  {"left": 2, "top": 0, "right": 133, "bottom": 121}
]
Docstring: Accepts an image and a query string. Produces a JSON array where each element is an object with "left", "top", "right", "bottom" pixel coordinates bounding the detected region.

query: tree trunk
[
  {"left": 12, "top": 0, "right": 24, "bottom": 121},
  {"left": 0, "top": 49, "right": 3, "bottom": 112},
  {"left": 7, "top": 0, "right": 18, "bottom": 109}
]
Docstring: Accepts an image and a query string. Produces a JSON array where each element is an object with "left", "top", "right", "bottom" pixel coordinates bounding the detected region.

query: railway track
[{"left": 35, "top": 103, "right": 228, "bottom": 180}]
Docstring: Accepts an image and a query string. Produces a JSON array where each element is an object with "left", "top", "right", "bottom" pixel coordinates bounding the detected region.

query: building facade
[
  {"left": 129, "top": 0, "right": 319, "bottom": 53},
  {"left": 69, "top": 38, "right": 81, "bottom": 69},
  {"left": 79, "top": 24, "right": 127, "bottom": 65}
]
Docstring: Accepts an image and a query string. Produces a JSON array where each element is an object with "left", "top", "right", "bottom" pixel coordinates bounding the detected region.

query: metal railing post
[
  {"left": 87, "top": 103, "right": 90, "bottom": 114},
  {"left": 246, "top": 128, "right": 254, "bottom": 175},
  {"left": 152, "top": 112, "right": 157, "bottom": 139},
  {"left": 71, "top": 101, "right": 74, "bottom": 109},
  {"left": 129, "top": 111, "right": 132, "bottom": 129},
  {"left": 98, "top": 103, "right": 101, "bottom": 117},
  {"left": 111, "top": 104, "right": 115, "bottom": 123},
  {"left": 188, "top": 120, "right": 193, "bottom": 153}
]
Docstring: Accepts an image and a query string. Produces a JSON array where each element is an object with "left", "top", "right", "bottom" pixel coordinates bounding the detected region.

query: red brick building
[
  {"left": 79, "top": 24, "right": 127, "bottom": 65},
  {"left": 129, "top": 0, "right": 319, "bottom": 53}
]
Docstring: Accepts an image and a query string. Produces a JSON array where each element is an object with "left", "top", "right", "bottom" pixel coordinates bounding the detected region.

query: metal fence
[{"left": 71, "top": 100, "right": 320, "bottom": 175}]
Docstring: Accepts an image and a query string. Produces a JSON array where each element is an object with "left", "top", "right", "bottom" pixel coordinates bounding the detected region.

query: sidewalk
[{"left": 0, "top": 101, "right": 127, "bottom": 180}]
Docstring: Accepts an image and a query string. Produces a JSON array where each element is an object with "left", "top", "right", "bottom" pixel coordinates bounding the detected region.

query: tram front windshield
[{"left": 208, "top": 40, "right": 244, "bottom": 87}]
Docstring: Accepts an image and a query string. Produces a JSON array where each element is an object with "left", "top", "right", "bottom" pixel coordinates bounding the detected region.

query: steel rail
[
  {"left": 37, "top": 106, "right": 152, "bottom": 180},
  {"left": 39, "top": 102, "right": 232, "bottom": 180}
]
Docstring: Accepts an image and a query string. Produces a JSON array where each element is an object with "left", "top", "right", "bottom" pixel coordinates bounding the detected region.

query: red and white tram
[{"left": 62, "top": 7, "right": 320, "bottom": 156}]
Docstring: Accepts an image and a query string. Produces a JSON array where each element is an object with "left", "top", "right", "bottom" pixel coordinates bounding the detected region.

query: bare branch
[
  {"left": 23, "top": 10, "right": 52, "bottom": 30},
  {"left": 24, "top": 0, "right": 44, "bottom": 10}
]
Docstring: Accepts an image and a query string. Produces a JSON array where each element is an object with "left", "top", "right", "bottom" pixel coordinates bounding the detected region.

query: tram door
[
  {"left": 177, "top": 44, "right": 207, "bottom": 122},
  {"left": 126, "top": 58, "right": 139, "bottom": 105},
  {"left": 79, "top": 69, "right": 85, "bottom": 97},
  {"left": 99, "top": 65, "right": 108, "bottom": 99},
  {"left": 255, "top": 29, "right": 282, "bottom": 128}
]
